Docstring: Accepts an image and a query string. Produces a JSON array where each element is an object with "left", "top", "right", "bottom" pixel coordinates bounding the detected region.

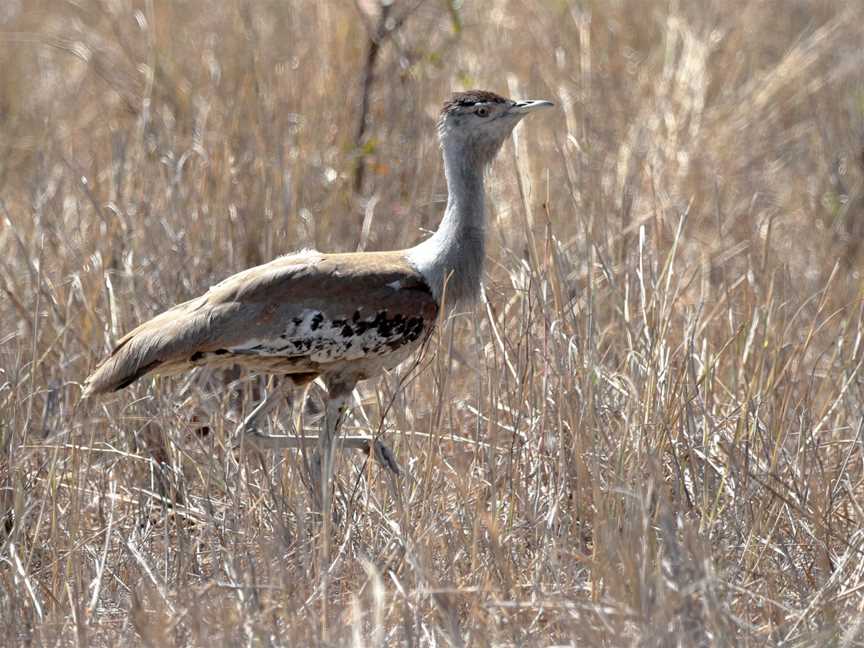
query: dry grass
[{"left": 2, "top": 0, "right": 864, "bottom": 645}]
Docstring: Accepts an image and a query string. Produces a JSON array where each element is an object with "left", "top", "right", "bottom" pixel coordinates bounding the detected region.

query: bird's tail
[
  {"left": 83, "top": 292, "right": 248, "bottom": 397},
  {"left": 82, "top": 330, "right": 166, "bottom": 397},
  {"left": 82, "top": 298, "right": 211, "bottom": 397}
]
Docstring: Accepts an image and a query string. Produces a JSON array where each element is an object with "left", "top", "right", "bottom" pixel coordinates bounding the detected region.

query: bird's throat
[{"left": 407, "top": 143, "right": 488, "bottom": 308}]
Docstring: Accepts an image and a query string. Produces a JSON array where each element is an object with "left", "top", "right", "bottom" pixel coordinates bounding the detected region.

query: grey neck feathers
[{"left": 407, "top": 135, "right": 490, "bottom": 308}]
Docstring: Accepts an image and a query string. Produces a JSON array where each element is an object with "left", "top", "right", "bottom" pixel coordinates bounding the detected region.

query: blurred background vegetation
[{"left": 2, "top": 0, "right": 864, "bottom": 645}]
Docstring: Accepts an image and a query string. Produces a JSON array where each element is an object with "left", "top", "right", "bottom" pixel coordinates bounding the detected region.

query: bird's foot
[
  {"left": 233, "top": 427, "right": 294, "bottom": 451},
  {"left": 361, "top": 439, "right": 400, "bottom": 475},
  {"left": 235, "top": 429, "right": 401, "bottom": 476}
]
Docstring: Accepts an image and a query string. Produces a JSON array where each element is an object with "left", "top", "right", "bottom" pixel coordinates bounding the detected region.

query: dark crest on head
[{"left": 441, "top": 90, "right": 508, "bottom": 117}]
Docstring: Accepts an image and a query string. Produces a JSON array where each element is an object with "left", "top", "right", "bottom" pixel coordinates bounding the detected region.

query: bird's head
[{"left": 438, "top": 90, "right": 553, "bottom": 165}]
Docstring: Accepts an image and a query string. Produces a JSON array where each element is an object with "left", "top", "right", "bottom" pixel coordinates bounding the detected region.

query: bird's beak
[{"left": 510, "top": 99, "right": 555, "bottom": 115}]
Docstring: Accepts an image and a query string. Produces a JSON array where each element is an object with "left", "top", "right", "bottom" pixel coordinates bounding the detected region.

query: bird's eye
[{"left": 475, "top": 106, "right": 489, "bottom": 117}]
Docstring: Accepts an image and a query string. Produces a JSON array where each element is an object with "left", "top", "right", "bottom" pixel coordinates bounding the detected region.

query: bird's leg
[
  {"left": 313, "top": 377, "right": 356, "bottom": 622},
  {"left": 312, "top": 379, "right": 355, "bottom": 512},
  {"left": 234, "top": 379, "right": 294, "bottom": 442}
]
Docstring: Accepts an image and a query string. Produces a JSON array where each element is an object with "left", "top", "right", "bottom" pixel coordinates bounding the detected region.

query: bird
[{"left": 83, "top": 89, "right": 553, "bottom": 505}]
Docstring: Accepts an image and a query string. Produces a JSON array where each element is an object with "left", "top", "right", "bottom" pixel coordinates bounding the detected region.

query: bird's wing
[{"left": 83, "top": 250, "right": 438, "bottom": 395}]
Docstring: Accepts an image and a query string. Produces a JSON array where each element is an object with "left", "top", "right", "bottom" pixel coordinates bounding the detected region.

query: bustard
[{"left": 83, "top": 89, "right": 552, "bottom": 501}]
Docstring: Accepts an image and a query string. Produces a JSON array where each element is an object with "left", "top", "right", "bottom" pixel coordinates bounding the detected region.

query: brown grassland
[{"left": 2, "top": 0, "right": 864, "bottom": 645}]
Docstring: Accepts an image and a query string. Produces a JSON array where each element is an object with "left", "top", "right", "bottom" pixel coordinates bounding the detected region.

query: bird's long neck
[{"left": 407, "top": 138, "right": 487, "bottom": 308}]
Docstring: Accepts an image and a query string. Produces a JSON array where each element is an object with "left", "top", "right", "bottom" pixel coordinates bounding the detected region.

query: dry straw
[{"left": 2, "top": 0, "right": 864, "bottom": 645}]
